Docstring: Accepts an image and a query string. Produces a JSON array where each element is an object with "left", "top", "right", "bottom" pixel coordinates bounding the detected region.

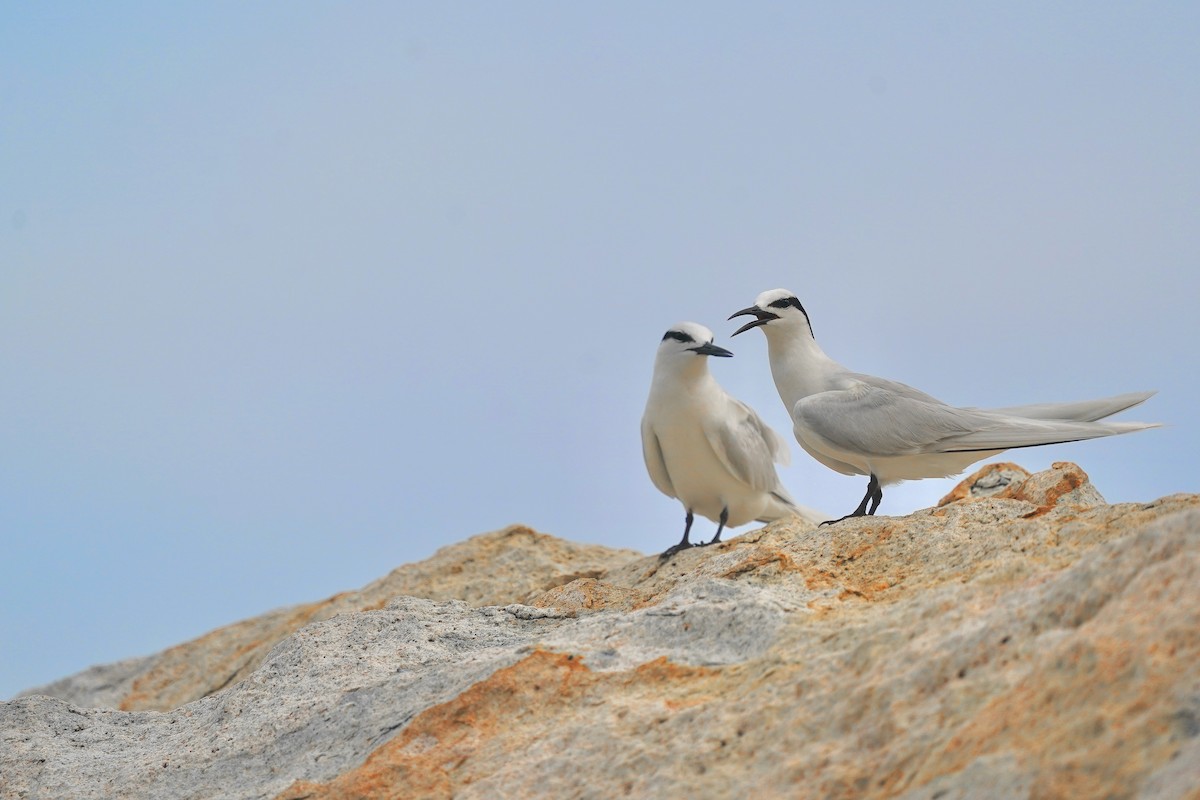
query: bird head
[
  {"left": 655, "top": 322, "right": 733, "bottom": 363},
  {"left": 729, "top": 289, "right": 814, "bottom": 338}
]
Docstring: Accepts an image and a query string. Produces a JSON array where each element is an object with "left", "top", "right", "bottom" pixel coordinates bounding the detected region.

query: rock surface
[
  {"left": 3, "top": 462, "right": 1199, "bottom": 800},
  {"left": 17, "top": 526, "right": 638, "bottom": 713}
]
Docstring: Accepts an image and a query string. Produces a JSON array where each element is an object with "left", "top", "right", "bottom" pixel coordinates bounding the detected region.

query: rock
[
  {"left": 3, "top": 464, "right": 1199, "bottom": 800},
  {"left": 15, "top": 655, "right": 154, "bottom": 711},
  {"left": 937, "top": 460, "right": 1109, "bottom": 512},
  {"left": 529, "top": 575, "right": 649, "bottom": 615},
  {"left": 938, "top": 461, "right": 1034, "bottom": 503},
  {"left": 15, "top": 525, "right": 639, "bottom": 713}
]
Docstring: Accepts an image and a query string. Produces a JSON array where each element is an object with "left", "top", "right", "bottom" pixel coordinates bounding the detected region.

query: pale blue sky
[{"left": 3, "top": 3, "right": 1197, "bottom": 698}]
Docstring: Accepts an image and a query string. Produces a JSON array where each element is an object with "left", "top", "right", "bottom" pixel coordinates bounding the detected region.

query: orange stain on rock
[
  {"left": 275, "top": 650, "right": 719, "bottom": 800},
  {"left": 937, "top": 461, "right": 1096, "bottom": 517},
  {"left": 1018, "top": 461, "right": 1090, "bottom": 517},
  {"left": 937, "top": 463, "right": 1031, "bottom": 506},
  {"left": 720, "top": 549, "right": 800, "bottom": 579}
]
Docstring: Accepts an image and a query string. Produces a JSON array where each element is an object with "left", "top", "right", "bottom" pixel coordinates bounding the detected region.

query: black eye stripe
[
  {"left": 766, "top": 296, "right": 813, "bottom": 335},
  {"left": 662, "top": 330, "right": 696, "bottom": 344}
]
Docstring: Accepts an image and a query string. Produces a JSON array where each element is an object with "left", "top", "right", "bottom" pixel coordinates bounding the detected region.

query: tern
[
  {"left": 642, "top": 322, "right": 824, "bottom": 557},
  {"left": 730, "top": 289, "right": 1159, "bottom": 523}
]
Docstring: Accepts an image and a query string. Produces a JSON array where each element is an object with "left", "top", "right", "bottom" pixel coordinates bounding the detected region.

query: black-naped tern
[
  {"left": 730, "top": 289, "right": 1159, "bottom": 524},
  {"left": 642, "top": 321, "right": 824, "bottom": 557}
]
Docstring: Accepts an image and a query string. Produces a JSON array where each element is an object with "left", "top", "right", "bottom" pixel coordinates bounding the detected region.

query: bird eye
[
  {"left": 662, "top": 330, "right": 695, "bottom": 344},
  {"left": 768, "top": 297, "right": 799, "bottom": 309}
]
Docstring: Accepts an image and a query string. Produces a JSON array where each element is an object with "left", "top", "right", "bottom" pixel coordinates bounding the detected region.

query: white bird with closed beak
[{"left": 642, "top": 321, "right": 824, "bottom": 558}]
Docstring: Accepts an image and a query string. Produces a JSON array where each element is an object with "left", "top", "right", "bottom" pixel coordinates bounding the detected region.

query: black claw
[
  {"left": 820, "top": 511, "right": 867, "bottom": 526},
  {"left": 659, "top": 541, "right": 696, "bottom": 560}
]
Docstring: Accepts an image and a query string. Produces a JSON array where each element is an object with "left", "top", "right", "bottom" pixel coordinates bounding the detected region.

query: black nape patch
[{"left": 662, "top": 329, "right": 696, "bottom": 344}]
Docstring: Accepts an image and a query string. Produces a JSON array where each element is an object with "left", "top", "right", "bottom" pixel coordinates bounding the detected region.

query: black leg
[
  {"left": 867, "top": 475, "right": 883, "bottom": 515},
  {"left": 703, "top": 507, "right": 729, "bottom": 546},
  {"left": 821, "top": 474, "right": 882, "bottom": 526},
  {"left": 660, "top": 510, "right": 697, "bottom": 559}
]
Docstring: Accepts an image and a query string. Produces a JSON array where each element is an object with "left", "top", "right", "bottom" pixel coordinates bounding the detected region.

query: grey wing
[
  {"left": 640, "top": 417, "right": 676, "bottom": 498},
  {"left": 797, "top": 385, "right": 1157, "bottom": 456},
  {"left": 793, "top": 385, "right": 980, "bottom": 457},
  {"left": 846, "top": 371, "right": 1154, "bottom": 424},
  {"left": 844, "top": 371, "right": 946, "bottom": 404},
  {"left": 703, "top": 399, "right": 783, "bottom": 492},
  {"left": 742, "top": 399, "right": 791, "bottom": 466}
]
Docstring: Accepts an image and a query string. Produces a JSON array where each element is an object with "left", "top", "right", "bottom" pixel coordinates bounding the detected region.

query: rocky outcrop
[
  {"left": 3, "top": 463, "right": 1198, "bottom": 800},
  {"left": 17, "top": 526, "right": 638, "bottom": 714}
]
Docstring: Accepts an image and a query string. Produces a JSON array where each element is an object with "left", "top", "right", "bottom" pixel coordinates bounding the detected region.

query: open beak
[
  {"left": 690, "top": 342, "right": 733, "bottom": 358},
  {"left": 728, "top": 306, "right": 777, "bottom": 336}
]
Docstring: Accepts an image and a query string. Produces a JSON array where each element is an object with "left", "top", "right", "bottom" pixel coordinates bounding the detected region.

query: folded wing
[
  {"left": 704, "top": 399, "right": 786, "bottom": 492},
  {"left": 794, "top": 384, "right": 1159, "bottom": 457},
  {"left": 640, "top": 418, "right": 677, "bottom": 498}
]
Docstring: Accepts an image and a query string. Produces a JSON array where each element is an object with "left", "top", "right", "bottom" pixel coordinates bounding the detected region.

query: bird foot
[
  {"left": 819, "top": 513, "right": 866, "bottom": 527},
  {"left": 658, "top": 541, "right": 696, "bottom": 560}
]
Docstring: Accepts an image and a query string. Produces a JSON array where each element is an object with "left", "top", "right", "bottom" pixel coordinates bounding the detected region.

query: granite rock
[
  {"left": 3, "top": 463, "right": 1198, "bottom": 800},
  {"left": 17, "top": 525, "right": 638, "bottom": 713}
]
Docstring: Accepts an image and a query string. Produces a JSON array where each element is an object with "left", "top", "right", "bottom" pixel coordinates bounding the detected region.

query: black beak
[
  {"left": 690, "top": 342, "right": 733, "bottom": 358},
  {"left": 728, "top": 306, "right": 777, "bottom": 336}
]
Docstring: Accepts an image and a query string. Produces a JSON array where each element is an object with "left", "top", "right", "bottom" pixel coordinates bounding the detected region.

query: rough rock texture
[
  {"left": 4, "top": 463, "right": 1199, "bottom": 800},
  {"left": 17, "top": 526, "right": 638, "bottom": 713}
]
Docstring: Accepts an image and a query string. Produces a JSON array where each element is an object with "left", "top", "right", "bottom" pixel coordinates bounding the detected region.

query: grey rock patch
[
  {"left": 1138, "top": 737, "right": 1200, "bottom": 800},
  {"left": 1, "top": 597, "right": 543, "bottom": 800},
  {"left": 501, "top": 604, "right": 573, "bottom": 620},
  {"left": 892, "top": 753, "right": 1036, "bottom": 800},
  {"left": 966, "top": 467, "right": 1028, "bottom": 497},
  {"left": 15, "top": 654, "right": 154, "bottom": 707},
  {"left": 545, "top": 579, "right": 787, "bottom": 671}
]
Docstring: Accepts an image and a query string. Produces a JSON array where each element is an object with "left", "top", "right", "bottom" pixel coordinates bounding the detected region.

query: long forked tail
[
  {"left": 984, "top": 391, "right": 1156, "bottom": 423},
  {"left": 941, "top": 416, "right": 1160, "bottom": 454}
]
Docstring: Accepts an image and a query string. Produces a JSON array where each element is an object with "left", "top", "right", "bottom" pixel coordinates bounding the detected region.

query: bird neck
[
  {"left": 652, "top": 357, "right": 716, "bottom": 395},
  {"left": 763, "top": 327, "right": 835, "bottom": 412}
]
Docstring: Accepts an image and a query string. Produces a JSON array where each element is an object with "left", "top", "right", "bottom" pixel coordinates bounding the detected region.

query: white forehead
[
  {"left": 755, "top": 288, "right": 797, "bottom": 307},
  {"left": 659, "top": 321, "right": 715, "bottom": 347},
  {"left": 673, "top": 321, "right": 713, "bottom": 340}
]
